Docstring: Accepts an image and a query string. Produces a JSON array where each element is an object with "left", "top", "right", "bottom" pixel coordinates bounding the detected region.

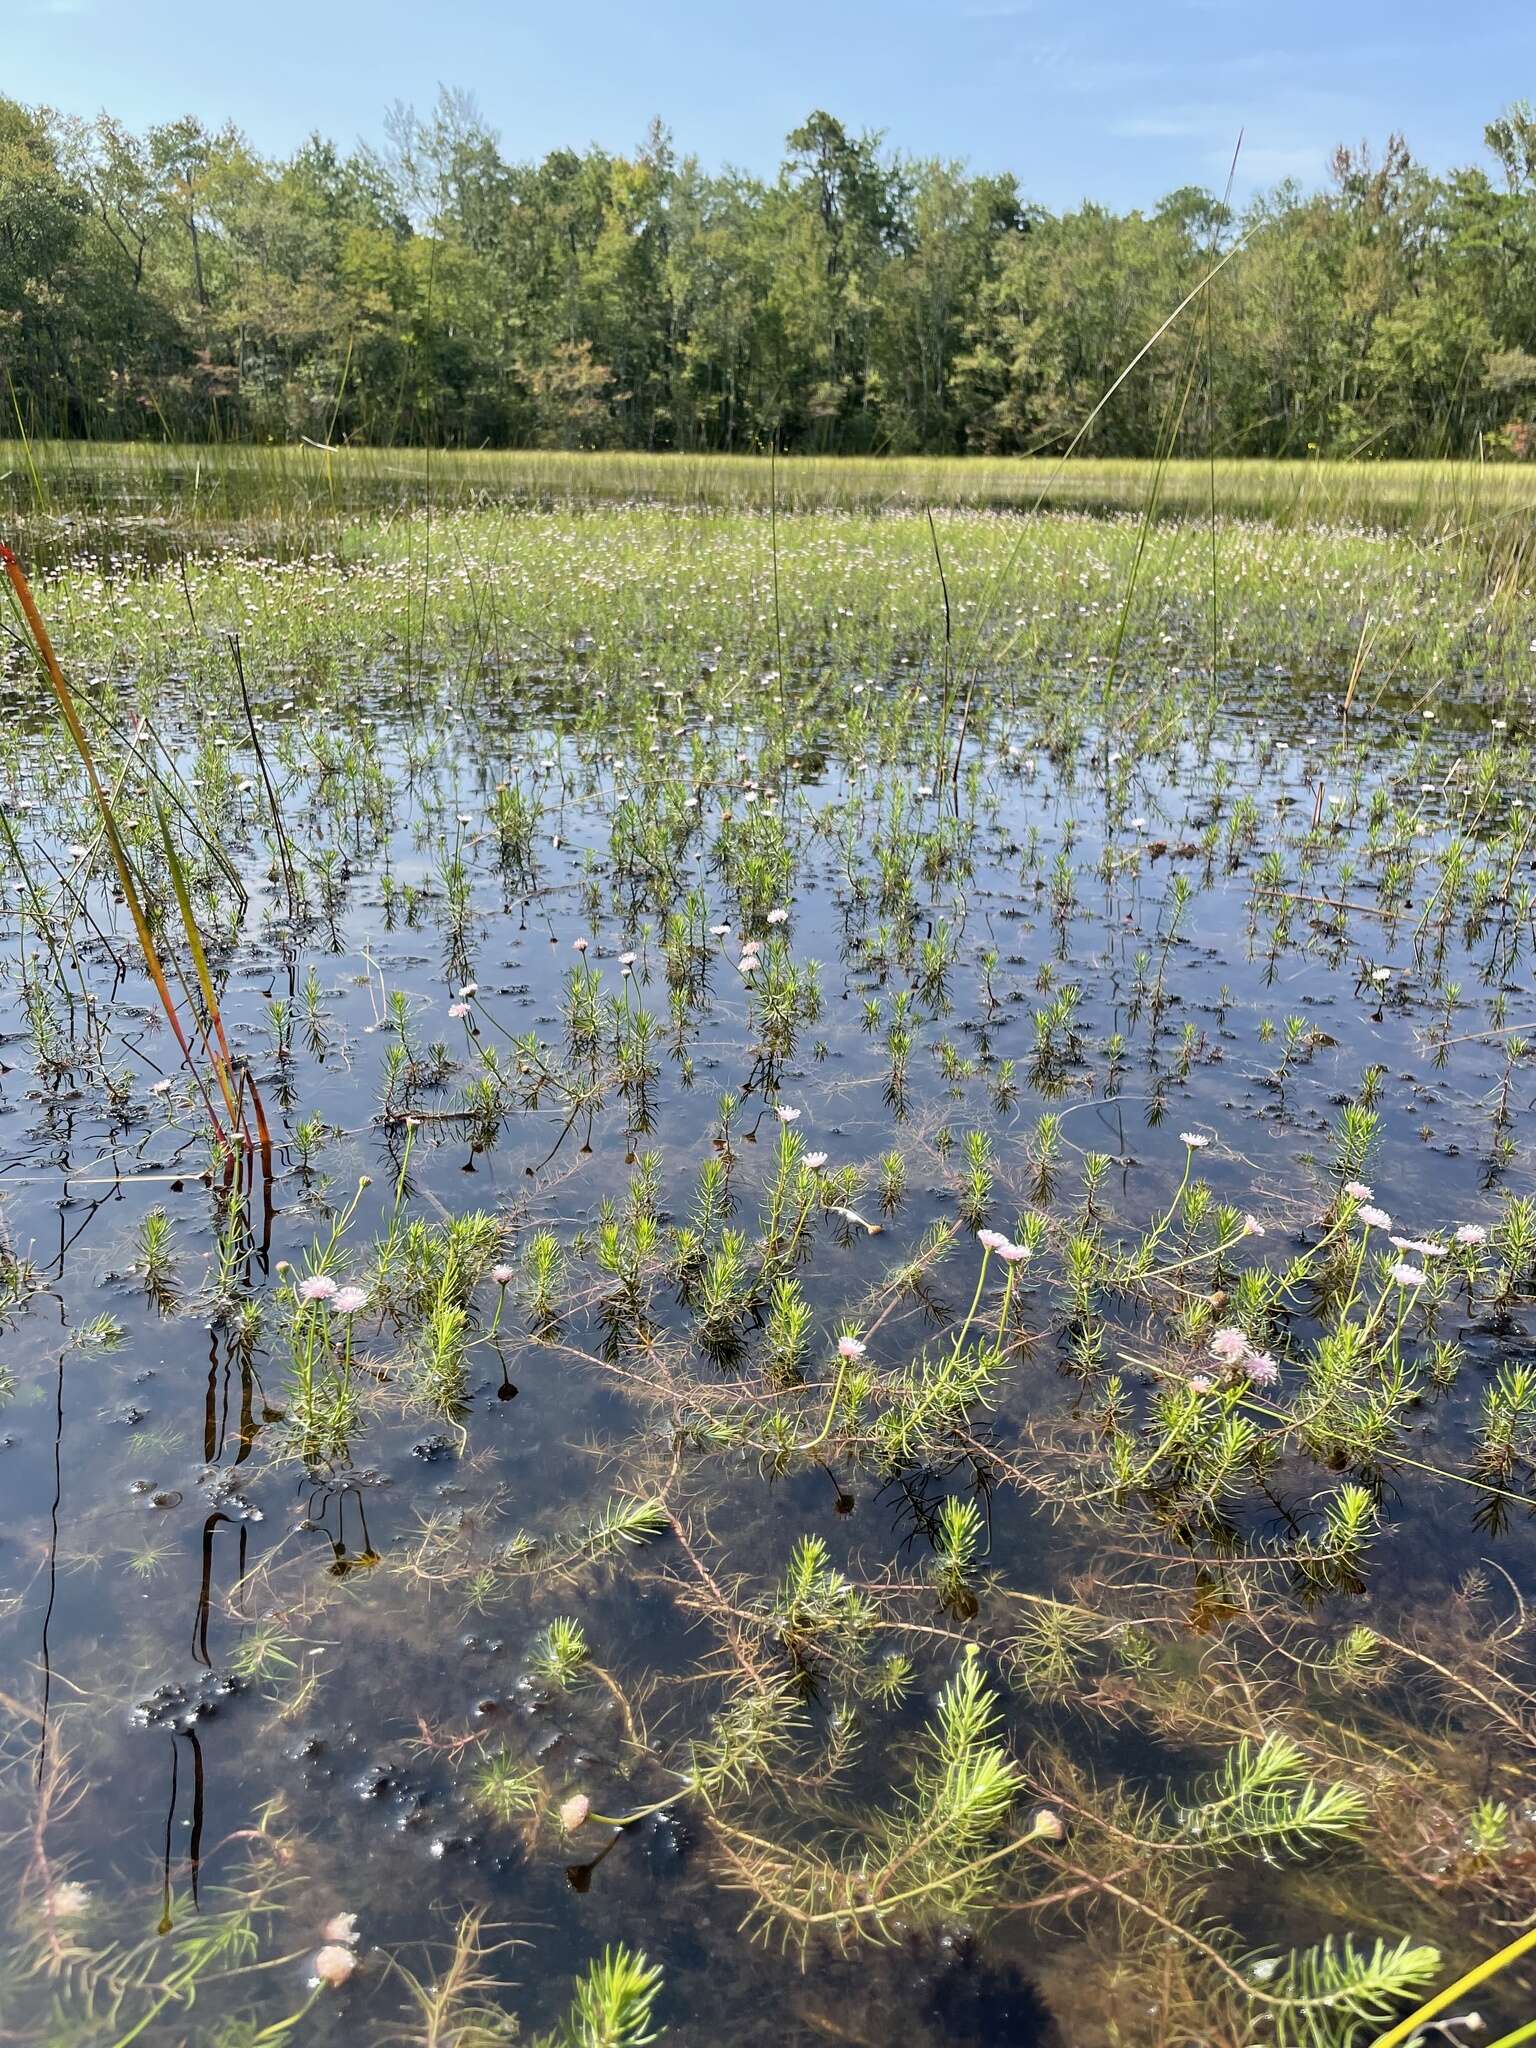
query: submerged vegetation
[{"left": 1, "top": 434, "right": 1535, "bottom": 2046}]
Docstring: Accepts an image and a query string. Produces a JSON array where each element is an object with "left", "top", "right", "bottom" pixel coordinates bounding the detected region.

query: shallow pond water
[{"left": 1, "top": 491, "right": 1534, "bottom": 2047}]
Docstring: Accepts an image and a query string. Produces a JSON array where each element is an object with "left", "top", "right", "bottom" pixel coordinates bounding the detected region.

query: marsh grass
[
  {"left": 9, "top": 440, "right": 1536, "bottom": 538},
  {"left": 2, "top": 430, "right": 1536, "bottom": 2047}
]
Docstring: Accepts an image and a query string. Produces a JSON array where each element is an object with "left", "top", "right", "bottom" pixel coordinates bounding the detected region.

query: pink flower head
[
  {"left": 618, "top": 951, "right": 637, "bottom": 967},
  {"left": 1455, "top": 1224, "right": 1488, "bottom": 1247},
  {"left": 1189, "top": 1374, "right": 1214, "bottom": 1394},
  {"left": 766, "top": 907, "right": 789, "bottom": 924},
  {"left": 572, "top": 937, "right": 589, "bottom": 953},
  {"left": 1208, "top": 1327, "right": 1249, "bottom": 1367},
  {"left": 1357, "top": 1205, "right": 1392, "bottom": 1231},
  {"left": 1180, "top": 1132, "right": 1210, "bottom": 1150},
  {"left": 1241, "top": 1215, "right": 1265, "bottom": 1237},
  {"left": 996, "top": 1239, "right": 1031, "bottom": 1265},
  {"left": 1342, "top": 1181, "right": 1373, "bottom": 1201},
  {"left": 1243, "top": 1352, "right": 1281, "bottom": 1387},
  {"left": 1392, "top": 1263, "right": 1426, "bottom": 1288},
  {"left": 298, "top": 1275, "right": 338, "bottom": 1304},
  {"left": 775, "top": 1105, "right": 801, "bottom": 1123},
  {"left": 837, "top": 1334, "right": 868, "bottom": 1360},
  {"left": 312, "top": 1944, "right": 357, "bottom": 1988},
  {"left": 448, "top": 1002, "right": 471, "bottom": 1019},
  {"left": 491, "top": 1263, "right": 515, "bottom": 1286},
  {"left": 332, "top": 1286, "right": 370, "bottom": 1316},
  {"left": 804, "top": 1151, "right": 829, "bottom": 1170},
  {"left": 976, "top": 1228, "right": 1010, "bottom": 1253}
]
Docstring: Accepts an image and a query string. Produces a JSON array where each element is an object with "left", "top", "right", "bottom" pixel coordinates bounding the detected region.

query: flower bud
[{"left": 559, "top": 1792, "right": 591, "bottom": 1832}]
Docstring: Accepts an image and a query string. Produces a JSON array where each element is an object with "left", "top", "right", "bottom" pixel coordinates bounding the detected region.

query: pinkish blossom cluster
[
  {"left": 1389, "top": 1234, "right": 1445, "bottom": 1260},
  {"left": 296, "top": 1273, "right": 369, "bottom": 1315},
  {"left": 1202, "top": 1325, "right": 1281, "bottom": 1389},
  {"left": 976, "top": 1228, "right": 1031, "bottom": 1266},
  {"left": 311, "top": 1910, "right": 361, "bottom": 1989},
  {"left": 1343, "top": 1185, "right": 1486, "bottom": 1263}
]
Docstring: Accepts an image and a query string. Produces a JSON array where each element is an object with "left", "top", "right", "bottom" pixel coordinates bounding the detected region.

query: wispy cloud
[
  {"left": 1104, "top": 93, "right": 1357, "bottom": 187},
  {"left": 1111, "top": 113, "right": 1214, "bottom": 140},
  {"left": 1229, "top": 142, "right": 1333, "bottom": 185},
  {"left": 990, "top": 22, "right": 1384, "bottom": 193}
]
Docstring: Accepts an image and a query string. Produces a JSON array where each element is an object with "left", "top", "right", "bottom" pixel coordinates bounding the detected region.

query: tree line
[{"left": 4, "top": 90, "right": 1536, "bottom": 456}]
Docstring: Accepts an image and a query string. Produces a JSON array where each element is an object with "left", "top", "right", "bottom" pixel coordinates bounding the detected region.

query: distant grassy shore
[{"left": 6, "top": 442, "right": 1536, "bottom": 534}]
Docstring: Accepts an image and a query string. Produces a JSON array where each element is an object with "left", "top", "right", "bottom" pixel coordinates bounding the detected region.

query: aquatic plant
[{"left": 4, "top": 442, "right": 1536, "bottom": 2048}]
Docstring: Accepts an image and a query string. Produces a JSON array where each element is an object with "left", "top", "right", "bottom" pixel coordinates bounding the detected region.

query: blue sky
[{"left": 11, "top": 0, "right": 1534, "bottom": 209}]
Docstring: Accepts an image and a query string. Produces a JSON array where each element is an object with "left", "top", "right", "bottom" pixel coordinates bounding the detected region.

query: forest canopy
[{"left": 5, "top": 90, "right": 1536, "bottom": 456}]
